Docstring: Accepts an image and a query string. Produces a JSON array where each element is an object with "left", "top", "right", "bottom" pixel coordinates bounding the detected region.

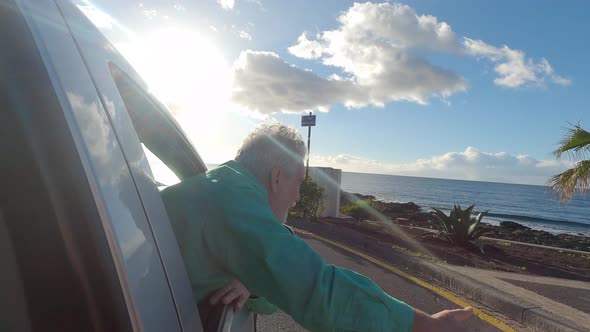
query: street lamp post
[{"left": 301, "top": 112, "right": 316, "bottom": 179}]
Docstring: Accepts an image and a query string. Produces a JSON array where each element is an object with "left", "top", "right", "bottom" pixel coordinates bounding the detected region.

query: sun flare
[
  {"left": 115, "top": 26, "right": 236, "bottom": 162},
  {"left": 116, "top": 26, "right": 232, "bottom": 113}
]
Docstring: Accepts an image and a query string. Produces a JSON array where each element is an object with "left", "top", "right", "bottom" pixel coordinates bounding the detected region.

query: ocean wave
[
  {"left": 483, "top": 212, "right": 590, "bottom": 229},
  {"left": 428, "top": 206, "right": 589, "bottom": 229}
]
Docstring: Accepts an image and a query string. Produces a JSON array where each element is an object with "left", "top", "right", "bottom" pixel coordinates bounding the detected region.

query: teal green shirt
[{"left": 161, "top": 161, "right": 414, "bottom": 332}]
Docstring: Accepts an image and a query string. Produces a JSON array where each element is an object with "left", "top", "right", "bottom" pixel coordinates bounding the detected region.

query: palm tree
[{"left": 548, "top": 124, "right": 590, "bottom": 201}]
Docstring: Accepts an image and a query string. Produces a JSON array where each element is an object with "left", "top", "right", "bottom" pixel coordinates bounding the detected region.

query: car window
[
  {"left": 107, "top": 62, "right": 206, "bottom": 331},
  {"left": 109, "top": 63, "right": 206, "bottom": 184},
  {"left": 142, "top": 144, "right": 181, "bottom": 188}
]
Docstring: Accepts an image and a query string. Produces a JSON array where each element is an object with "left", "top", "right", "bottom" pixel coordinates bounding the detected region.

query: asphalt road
[
  {"left": 257, "top": 234, "right": 502, "bottom": 332},
  {"left": 500, "top": 278, "right": 590, "bottom": 314}
]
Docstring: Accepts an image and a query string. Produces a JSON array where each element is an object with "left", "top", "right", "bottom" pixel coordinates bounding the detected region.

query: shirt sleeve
[
  {"left": 245, "top": 296, "right": 279, "bottom": 315},
  {"left": 202, "top": 187, "right": 414, "bottom": 332}
]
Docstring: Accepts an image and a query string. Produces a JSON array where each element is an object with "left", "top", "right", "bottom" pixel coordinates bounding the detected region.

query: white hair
[{"left": 235, "top": 123, "right": 307, "bottom": 187}]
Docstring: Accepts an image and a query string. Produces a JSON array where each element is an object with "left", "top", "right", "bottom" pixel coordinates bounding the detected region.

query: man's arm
[
  {"left": 411, "top": 307, "right": 473, "bottom": 332},
  {"left": 208, "top": 279, "right": 279, "bottom": 315},
  {"left": 208, "top": 279, "right": 250, "bottom": 311},
  {"left": 203, "top": 188, "right": 414, "bottom": 332},
  {"left": 208, "top": 278, "right": 473, "bottom": 328}
]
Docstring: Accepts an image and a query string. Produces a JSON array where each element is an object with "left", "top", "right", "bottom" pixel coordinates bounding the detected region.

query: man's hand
[
  {"left": 412, "top": 307, "right": 473, "bottom": 332},
  {"left": 209, "top": 279, "right": 251, "bottom": 312}
]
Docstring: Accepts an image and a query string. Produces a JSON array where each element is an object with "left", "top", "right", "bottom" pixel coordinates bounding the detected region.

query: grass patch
[{"left": 389, "top": 244, "right": 446, "bottom": 264}]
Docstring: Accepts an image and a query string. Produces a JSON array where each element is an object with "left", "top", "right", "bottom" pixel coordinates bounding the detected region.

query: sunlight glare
[
  {"left": 115, "top": 26, "right": 236, "bottom": 163},
  {"left": 116, "top": 26, "right": 232, "bottom": 126}
]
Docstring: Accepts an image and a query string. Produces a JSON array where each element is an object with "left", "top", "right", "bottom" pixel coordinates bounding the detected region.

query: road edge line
[{"left": 293, "top": 227, "right": 518, "bottom": 332}]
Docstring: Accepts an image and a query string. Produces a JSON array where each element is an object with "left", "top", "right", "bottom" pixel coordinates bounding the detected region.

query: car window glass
[
  {"left": 142, "top": 144, "right": 180, "bottom": 188},
  {"left": 109, "top": 63, "right": 204, "bottom": 185}
]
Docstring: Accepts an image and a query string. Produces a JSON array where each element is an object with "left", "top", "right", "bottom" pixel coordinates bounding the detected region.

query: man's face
[{"left": 269, "top": 163, "right": 306, "bottom": 223}]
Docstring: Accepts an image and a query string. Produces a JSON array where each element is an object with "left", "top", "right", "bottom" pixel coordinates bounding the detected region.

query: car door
[
  {"left": 1, "top": 0, "right": 203, "bottom": 331},
  {"left": 50, "top": 1, "right": 207, "bottom": 330},
  {"left": 56, "top": 2, "right": 257, "bottom": 330},
  {"left": 1, "top": 0, "right": 140, "bottom": 331},
  {"left": 2, "top": 1, "right": 256, "bottom": 331},
  {"left": 55, "top": 3, "right": 258, "bottom": 330}
]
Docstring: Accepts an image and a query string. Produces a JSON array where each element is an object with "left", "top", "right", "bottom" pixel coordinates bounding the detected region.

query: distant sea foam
[{"left": 341, "top": 172, "right": 590, "bottom": 236}]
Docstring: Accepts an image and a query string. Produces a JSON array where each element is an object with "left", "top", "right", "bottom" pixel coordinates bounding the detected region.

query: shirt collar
[{"left": 217, "top": 160, "right": 267, "bottom": 193}]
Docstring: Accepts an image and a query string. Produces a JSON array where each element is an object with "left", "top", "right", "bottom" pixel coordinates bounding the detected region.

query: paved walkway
[{"left": 442, "top": 265, "right": 590, "bottom": 330}]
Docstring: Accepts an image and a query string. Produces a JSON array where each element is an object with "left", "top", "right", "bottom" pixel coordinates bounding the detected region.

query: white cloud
[
  {"left": 218, "top": 0, "right": 235, "bottom": 10},
  {"left": 288, "top": 33, "right": 324, "bottom": 59},
  {"left": 311, "top": 147, "right": 575, "bottom": 185},
  {"left": 142, "top": 9, "right": 158, "bottom": 19},
  {"left": 463, "top": 38, "right": 571, "bottom": 88},
  {"left": 232, "top": 3, "right": 468, "bottom": 114},
  {"left": 238, "top": 30, "right": 252, "bottom": 40},
  {"left": 287, "top": 2, "right": 466, "bottom": 106},
  {"left": 137, "top": 3, "right": 158, "bottom": 19},
  {"left": 231, "top": 51, "right": 367, "bottom": 114},
  {"left": 173, "top": 3, "right": 186, "bottom": 11},
  {"left": 245, "top": 0, "right": 263, "bottom": 8},
  {"left": 231, "top": 2, "right": 569, "bottom": 115},
  {"left": 77, "top": 5, "right": 115, "bottom": 29}
]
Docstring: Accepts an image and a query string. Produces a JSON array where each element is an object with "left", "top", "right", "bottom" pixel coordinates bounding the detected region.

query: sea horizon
[
  {"left": 341, "top": 170, "right": 549, "bottom": 188},
  {"left": 205, "top": 163, "right": 589, "bottom": 235},
  {"left": 340, "top": 171, "right": 590, "bottom": 236},
  {"left": 210, "top": 163, "right": 551, "bottom": 188}
]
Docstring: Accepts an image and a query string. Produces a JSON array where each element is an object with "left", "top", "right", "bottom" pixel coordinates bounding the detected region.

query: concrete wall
[{"left": 308, "top": 167, "right": 342, "bottom": 217}]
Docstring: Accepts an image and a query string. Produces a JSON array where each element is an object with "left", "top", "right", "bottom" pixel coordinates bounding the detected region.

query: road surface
[{"left": 257, "top": 234, "right": 508, "bottom": 331}]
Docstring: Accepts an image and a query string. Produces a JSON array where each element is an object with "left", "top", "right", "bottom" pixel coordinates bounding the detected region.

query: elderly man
[{"left": 161, "top": 123, "right": 472, "bottom": 332}]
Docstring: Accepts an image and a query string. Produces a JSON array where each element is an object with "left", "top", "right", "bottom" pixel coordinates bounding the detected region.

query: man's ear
[{"left": 270, "top": 167, "right": 281, "bottom": 193}]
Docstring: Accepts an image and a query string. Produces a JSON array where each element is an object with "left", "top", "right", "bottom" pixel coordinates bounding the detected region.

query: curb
[
  {"left": 411, "top": 259, "right": 585, "bottom": 332},
  {"left": 288, "top": 219, "right": 587, "bottom": 332},
  {"left": 403, "top": 224, "right": 590, "bottom": 256}
]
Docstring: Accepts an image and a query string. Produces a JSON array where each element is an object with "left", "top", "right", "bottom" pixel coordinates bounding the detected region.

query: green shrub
[
  {"left": 289, "top": 177, "right": 325, "bottom": 220},
  {"left": 429, "top": 204, "right": 489, "bottom": 249},
  {"left": 340, "top": 195, "right": 388, "bottom": 221},
  {"left": 341, "top": 199, "right": 375, "bottom": 221}
]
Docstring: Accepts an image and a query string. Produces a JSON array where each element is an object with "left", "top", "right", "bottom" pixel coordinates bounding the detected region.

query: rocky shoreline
[{"left": 341, "top": 191, "right": 590, "bottom": 252}]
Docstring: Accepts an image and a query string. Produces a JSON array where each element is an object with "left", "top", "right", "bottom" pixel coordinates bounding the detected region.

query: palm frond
[
  {"left": 450, "top": 204, "right": 462, "bottom": 221},
  {"left": 431, "top": 208, "right": 453, "bottom": 234},
  {"left": 553, "top": 124, "right": 590, "bottom": 160},
  {"left": 464, "top": 204, "right": 475, "bottom": 217},
  {"left": 468, "top": 227, "right": 490, "bottom": 241},
  {"left": 467, "top": 211, "right": 487, "bottom": 237},
  {"left": 442, "top": 233, "right": 454, "bottom": 245},
  {"left": 431, "top": 204, "right": 489, "bottom": 247},
  {"left": 475, "top": 210, "right": 488, "bottom": 224},
  {"left": 547, "top": 160, "right": 590, "bottom": 202}
]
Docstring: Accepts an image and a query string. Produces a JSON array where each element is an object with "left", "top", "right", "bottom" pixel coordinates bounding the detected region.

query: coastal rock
[
  {"left": 500, "top": 221, "right": 531, "bottom": 230},
  {"left": 338, "top": 191, "right": 590, "bottom": 252},
  {"left": 376, "top": 201, "right": 420, "bottom": 214},
  {"left": 340, "top": 192, "right": 375, "bottom": 206},
  {"left": 341, "top": 191, "right": 421, "bottom": 219},
  {"left": 512, "top": 229, "right": 527, "bottom": 237}
]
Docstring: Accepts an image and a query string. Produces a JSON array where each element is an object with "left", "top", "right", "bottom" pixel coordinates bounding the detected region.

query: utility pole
[{"left": 301, "top": 111, "right": 316, "bottom": 179}]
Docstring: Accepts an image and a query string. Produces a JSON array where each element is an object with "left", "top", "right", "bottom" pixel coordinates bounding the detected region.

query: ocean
[{"left": 340, "top": 172, "right": 590, "bottom": 236}]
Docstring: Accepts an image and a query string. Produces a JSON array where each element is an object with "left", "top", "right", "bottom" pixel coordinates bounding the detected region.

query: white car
[{"left": 0, "top": 1, "right": 253, "bottom": 331}]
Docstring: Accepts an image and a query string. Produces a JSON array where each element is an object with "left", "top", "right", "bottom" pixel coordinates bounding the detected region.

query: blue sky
[{"left": 77, "top": 0, "right": 590, "bottom": 185}]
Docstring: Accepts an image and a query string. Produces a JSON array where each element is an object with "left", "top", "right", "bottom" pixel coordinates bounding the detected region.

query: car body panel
[
  {"left": 12, "top": 0, "right": 202, "bottom": 330},
  {"left": 2, "top": 1, "right": 256, "bottom": 331}
]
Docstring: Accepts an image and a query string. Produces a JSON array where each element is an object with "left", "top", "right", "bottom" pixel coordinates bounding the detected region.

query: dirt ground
[{"left": 288, "top": 217, "right": 590, "bottom": 282}]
